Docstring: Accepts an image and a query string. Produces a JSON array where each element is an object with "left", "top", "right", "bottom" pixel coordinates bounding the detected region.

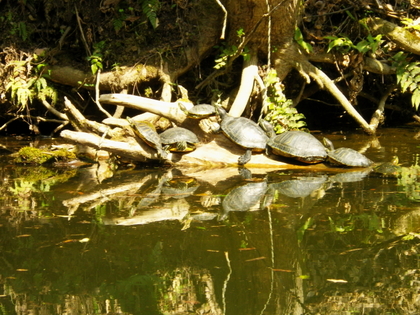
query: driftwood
[{"left": 59, "top": 94, "right": 335, "bottom": 170}]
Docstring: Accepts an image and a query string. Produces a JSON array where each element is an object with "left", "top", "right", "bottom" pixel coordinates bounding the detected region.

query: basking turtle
[
  {"left": 159, "top": 127, "right": 199, "bottom": 153},
  {"left": 216, "top": 107, "right": 268, "bottom": 165},
  {"left": 259, "top": 120, "right": 327, "bottom": 164},
  {"left": 323, "top": 137, "right": 373, "bottom": 167},
  {"left": 179, "top": 103, "right": 216, "bottom": 119},
  {"left": 127, "top": 117, "right": 168, "bottom": 159},
  {"left": 373, "top": 156, "right": 401, "bottom": 176}
]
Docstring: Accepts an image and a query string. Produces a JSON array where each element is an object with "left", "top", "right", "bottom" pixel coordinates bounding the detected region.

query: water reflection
[{"left": 0, "top": 127, "right": 420, "bottom": 314}]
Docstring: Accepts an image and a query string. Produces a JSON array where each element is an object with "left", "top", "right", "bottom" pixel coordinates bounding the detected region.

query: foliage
[
  {"left": 214, "top": 29, "right": 250, "bottom": 70},
  {"left": 393, "top": 52, "right": 420, "bottom": 111},
  {"left": 400, "top": 18, "right": 420, "bottom": 32},
  {"left": 2, "top": 11, "right": 29, "bottom": 41},
  {"left": 328, "top": 213, "right": 384, "bottom": 235},
  {"left": 141, "top": 0, "right": 160, "bottom": 29},
  {"left": 5, "top": 54, "right": 57, "bottom": 111},
  {"left": 294, "top": 27, "right": 313, "bottom": 54},
  {"left": 88, "top": 41, "right": 106, "bottom": 75},
  {"left": 262, "top": 69, "right": 307, "bottom": 133},
  {"left": 398, "top": 164, "right": 420, "bottom": 201},
  {"left": 324, "top": 34, "right": 383, "bottom": 54}
]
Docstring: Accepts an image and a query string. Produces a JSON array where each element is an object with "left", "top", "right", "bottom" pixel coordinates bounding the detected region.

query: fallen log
[{"left": 59, "top": 94, "right": 330, "bottom": 170}]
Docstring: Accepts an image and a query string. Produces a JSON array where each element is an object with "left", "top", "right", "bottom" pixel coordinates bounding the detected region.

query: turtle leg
[
  {"left": 157, "top": 147, "right": 168, "bottom": 160},
  {"left": 238, "top": 149, "right": 252, "bottom": 165}
]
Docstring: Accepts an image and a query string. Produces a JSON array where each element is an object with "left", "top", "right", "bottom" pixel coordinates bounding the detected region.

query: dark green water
[{"left": 0, "top": 127, "right": 419, "bottom": 314}]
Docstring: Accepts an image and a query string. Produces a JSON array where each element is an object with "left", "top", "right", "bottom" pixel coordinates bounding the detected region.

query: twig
[
  {"left": 51, "top": 121, "right": 70, "bottom": 136},
  {"left": 74, "top": 5, "right": 91, "bottom": 57},
  {"left": 41, "top": 99, "right": 68, "bottom": 120},
  {"left": 59, "top": 26, "right": 72, "bottom": 50},
  {"left": 0, "top": 117, "right": 19, "bottom": 131},
  {"left": 214, "top": 0, "right": 227, "bottom": 39},
  {"left": 265, "top": 0, "right": 272, "bottom": 68},
  {"left": 93, "top": 69, "right": 112, "bottom": 118}
]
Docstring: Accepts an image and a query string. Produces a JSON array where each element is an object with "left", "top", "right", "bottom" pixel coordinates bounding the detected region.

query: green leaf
[
  {"left": 294, "top": 27, "right": 313, "bottom": 53},
  {"left": 412, "top": 89, "right": 420, "bottom": 110},
  {"left": 401, "top": 76, "right": 413, "bottom": 92},
  {"left": 410, "top": 67, "right": 420, "bottom": 77},
  {"left": 355, "top": 40, "right": 369, "bottom": 53},
  {"left": 409, "top": 81, "right": 418, "bottom": 92},
  {"left": 407, "top": 62, "right": 420, "bottom": 72},
  {"left": 91, "top": 64, "right": 98, "bottom": 75}
]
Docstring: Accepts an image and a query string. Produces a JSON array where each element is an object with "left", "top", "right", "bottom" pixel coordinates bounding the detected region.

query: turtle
[
  {"left": 159, "top": 127, "right": 200, "bottom": 153},
  {"left": 127, "top": 117, "right": 168, "bottom": 159},
  {"left": 178, "top": 103, "right": 216, "bottom": 119},
  {"left": 259, "top": 120, "right": 327, "bottom": 164},
  {"left": 323, "top": 137, "right": 373, "bottom": 167},
  {"left": 216, "top": 107, "right": 268, "bottom": 165},
  {"left": 373, "top": 156, "right": 401, "bottom": 176}
]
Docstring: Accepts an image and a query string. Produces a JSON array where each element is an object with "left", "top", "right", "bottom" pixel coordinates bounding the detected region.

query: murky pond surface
[{"left": 0, "top": 127, "right": 420, "bottom": 314}]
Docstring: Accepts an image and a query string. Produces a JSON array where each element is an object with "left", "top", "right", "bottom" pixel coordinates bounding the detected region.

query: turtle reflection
[
  {"left": 219, "top": 180, "right": 268, "bottom": 220},
  {"left": 161, "top": 176, "right": 199, "bottom": 199},
  {"left": 270, "top": 176, "right": 328, "bottom": 199},
  {"left": 328, "top": 169, "right": 372, "bottom": 183}
]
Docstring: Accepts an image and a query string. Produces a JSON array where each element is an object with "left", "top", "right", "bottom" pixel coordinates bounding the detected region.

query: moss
[
  {"left": 14, "top": 147, "right": 77, "bottom": 165},
  {"left": 15, "top": 147, "right": 53, "bottom": 164}
]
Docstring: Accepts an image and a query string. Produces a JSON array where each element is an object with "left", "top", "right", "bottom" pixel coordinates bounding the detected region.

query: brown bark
[{"left": 364, "top": 17, "right": 420, "bottom": 55}]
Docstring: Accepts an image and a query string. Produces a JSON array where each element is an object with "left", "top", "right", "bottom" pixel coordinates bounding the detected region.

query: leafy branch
[{"left": 214, "top": 29, "right": 250, "bottom": 70}]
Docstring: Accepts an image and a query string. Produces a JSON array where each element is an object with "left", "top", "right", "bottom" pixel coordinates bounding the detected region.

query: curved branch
[
  {"left": 369, "top": 84, "right": 397, "bottom": 130},
  {"left": 99, "top": 94, "right": 189, "bottom": 125},
  {"left": 229, "top": 54, "right": 259, "bottom": 117},
  {"left": 298, "top": 58, "right": 375, "bottom": 134}
]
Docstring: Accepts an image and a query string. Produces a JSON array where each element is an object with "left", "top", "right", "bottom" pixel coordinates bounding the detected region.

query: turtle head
[
  {"left": 215, "top": 106, "right": 227, "bottom": 118},
  {"left": 177, "top": 102, "right": 188, "bottom": 113},
  {"left": 391, "top": 155, "right": 399, "bottom": 165},
  {"left": 323, "top": 137, "right": 334, "bottom": 151},
  {"left": 259, "top": 119, "right": 276, "bottom": 138}
]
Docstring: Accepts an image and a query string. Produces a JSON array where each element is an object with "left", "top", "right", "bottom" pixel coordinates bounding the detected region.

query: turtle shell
[
  {"left": 267, "top": 131, "right": 327, "bottom": 164},
  {"left": 373, "top": 156, "right": 401, "bottom": 175},
  {"left": 128, "top": 118, "right": 167, "bottom": 159},
  {"left": 327, "top": 147, "right": 373, "bottom": 167},
  {"left": 217, "top": 108, "right": 268, "bottom": 151},
  {"left": 187, "top": 104, "right": 216, "bottom": 119},
  {"left": 160, "top": 127, "right": 199, "bottom": 152}
]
